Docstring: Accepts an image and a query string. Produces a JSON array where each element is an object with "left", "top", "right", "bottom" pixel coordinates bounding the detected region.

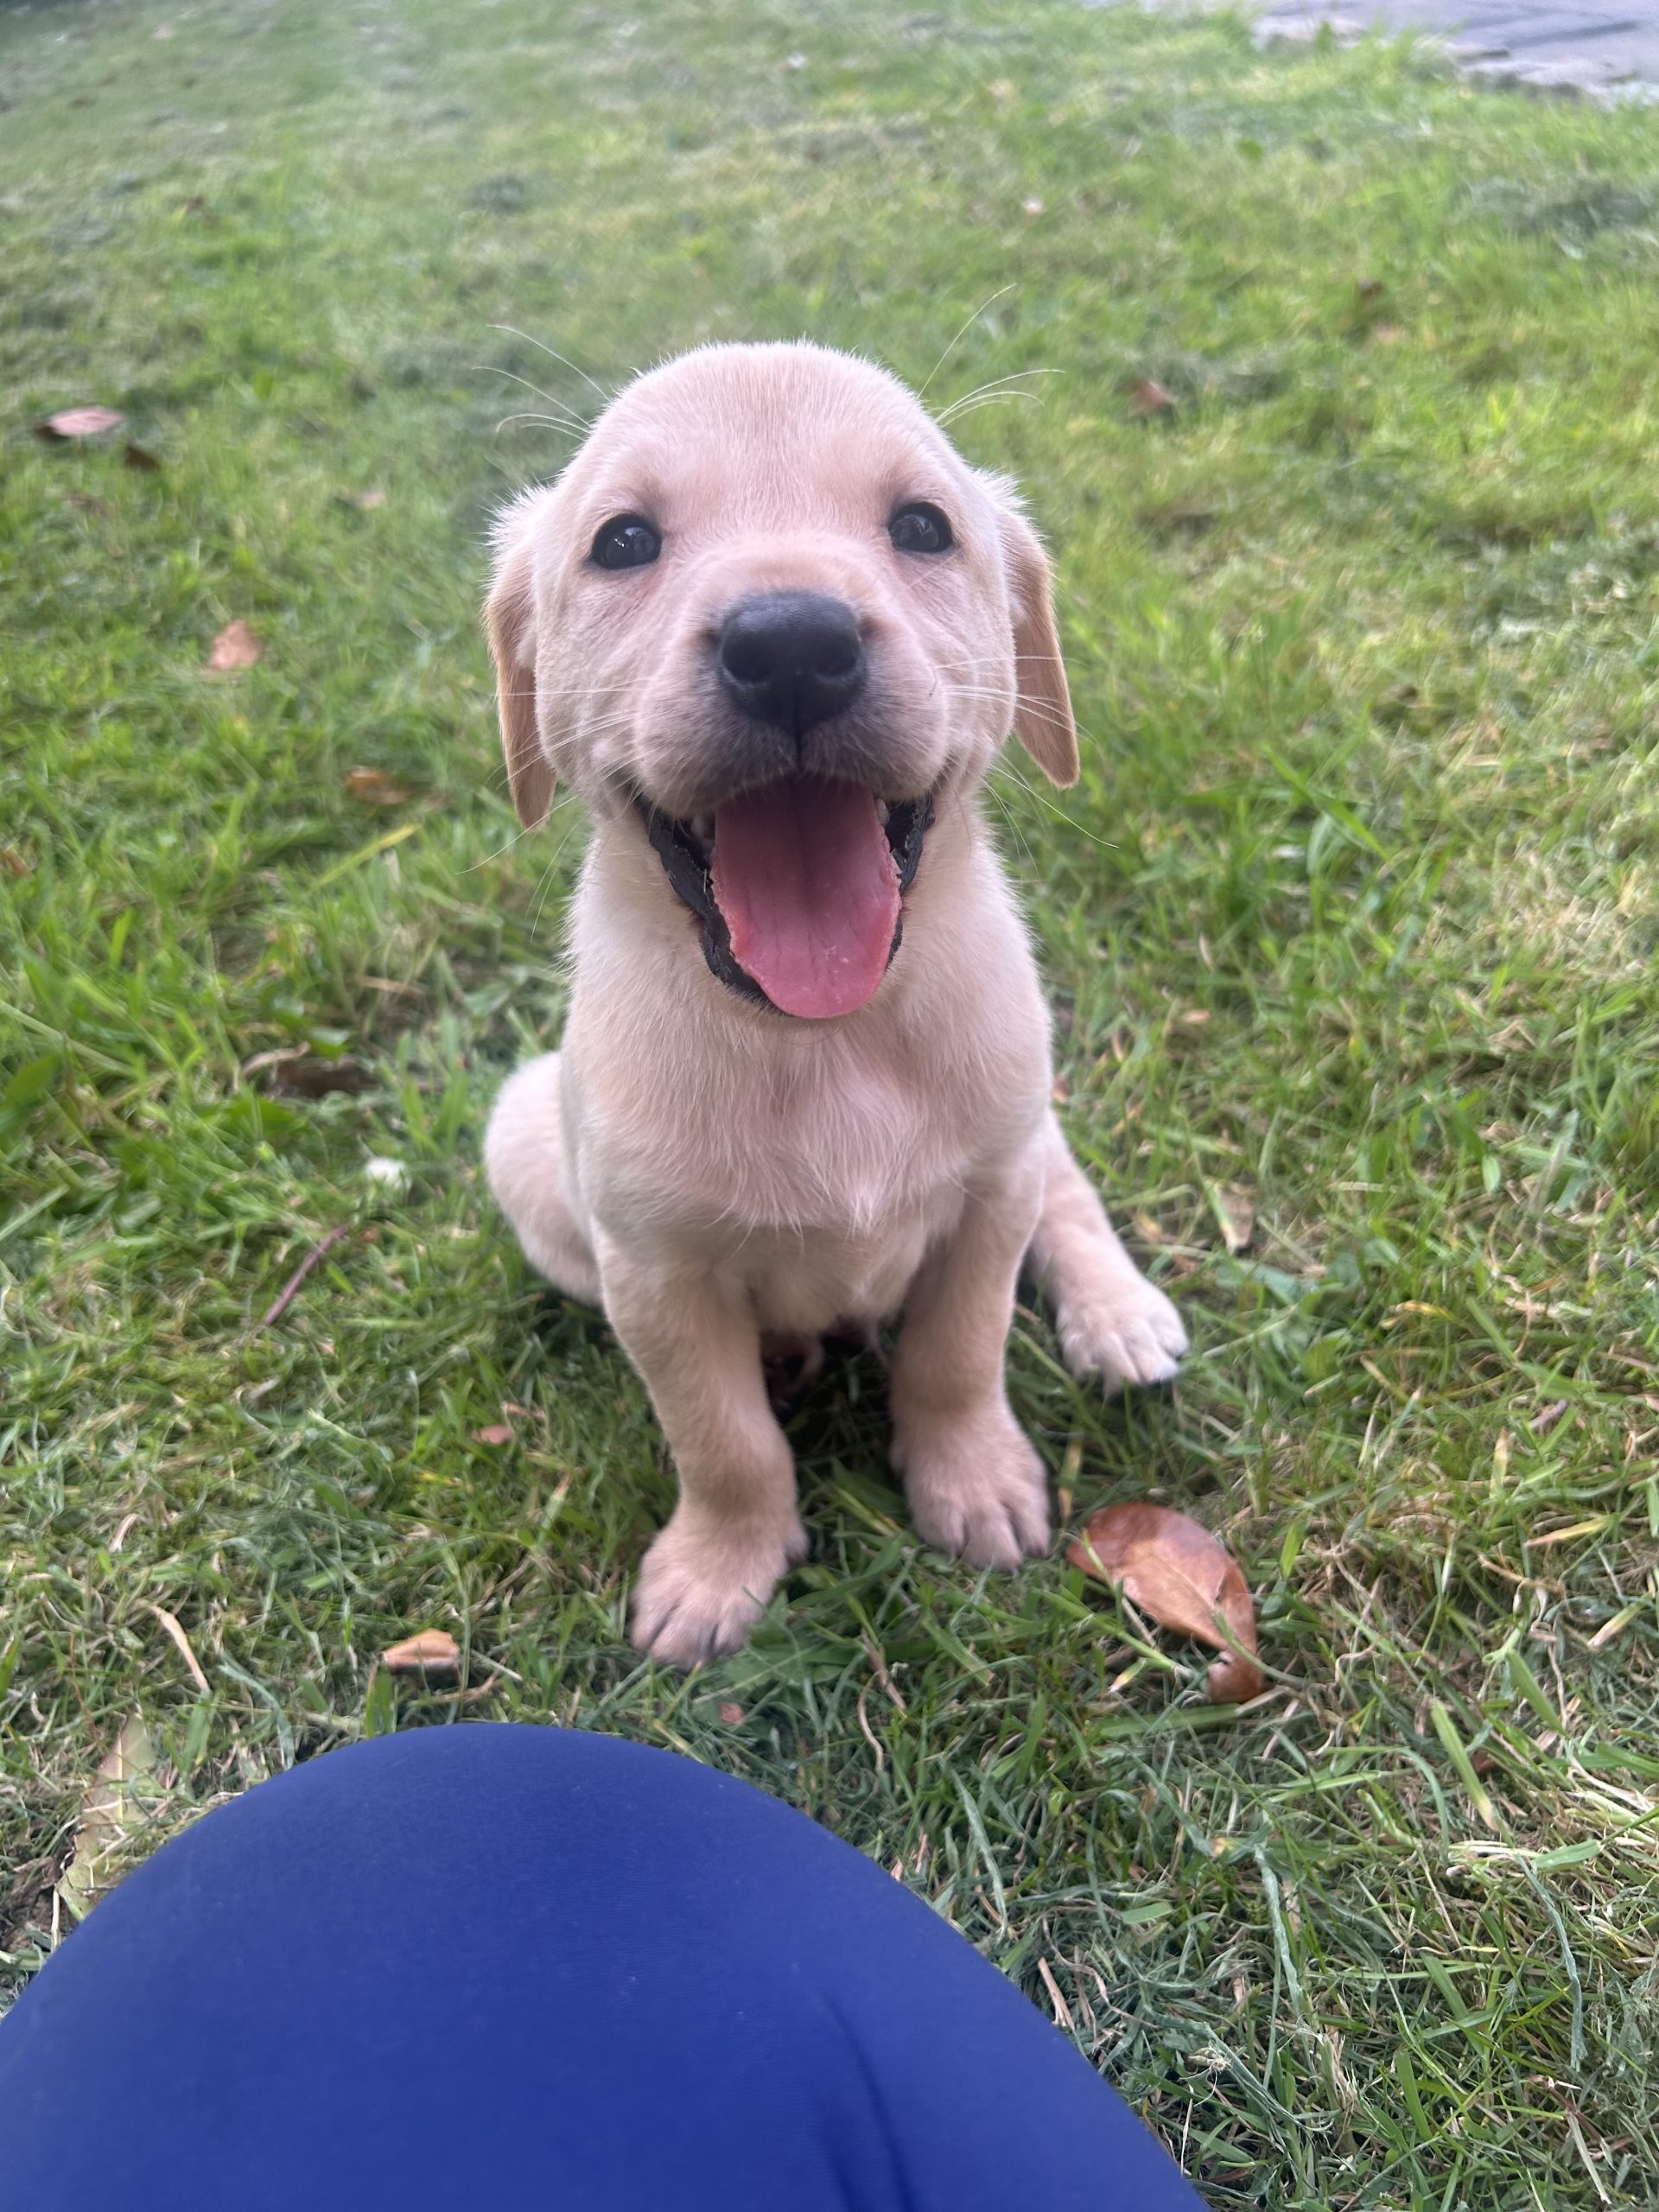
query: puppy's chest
[
  {"left": 735, "top": 1191, "right": 962, "bottom": 1334},
  {"left": 594, "top": 1046, "right": 972, "bottom": 1315},
  {"left": 674, "top": 1052, "right": 965, "bottom": 1230}
]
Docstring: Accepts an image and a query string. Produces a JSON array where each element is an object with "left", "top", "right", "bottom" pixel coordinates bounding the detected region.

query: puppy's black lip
[
  {"left": 630, "top": 779, "right": 936, "bottom": 1014},
  {"left": 635, "top": 798, "right": 766, "bottom": 1009}
]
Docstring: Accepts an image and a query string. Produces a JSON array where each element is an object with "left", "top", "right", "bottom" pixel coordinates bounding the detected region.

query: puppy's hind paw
[{"left": 1055, "top": 1271, "right": 1188, "bottom": 1397}]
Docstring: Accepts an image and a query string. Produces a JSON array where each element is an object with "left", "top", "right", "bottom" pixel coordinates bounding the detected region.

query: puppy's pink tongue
[{"left": 711, "top": 776, "right": 899, "bottom": 1019}]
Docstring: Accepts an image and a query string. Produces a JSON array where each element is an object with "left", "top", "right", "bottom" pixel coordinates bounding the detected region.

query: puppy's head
[{"left": 487, "top": 341, "right": 1076, "bottom": 1019}]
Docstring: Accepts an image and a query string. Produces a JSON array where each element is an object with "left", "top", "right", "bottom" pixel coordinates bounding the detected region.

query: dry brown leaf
[
  {"left": 1214, "top": 1185, "right": 1256, "bottom": 1255},
  {"left": 243, "top": 1047, "right": 373, "bottom": 1098},
  {"left": 0, "top": 848, "right": 30, "bottom": 879},
  {"left": 473, "top": 1422, "right": 513, "bottom": 1446},
  {"left": 206, "top": 620, "right": 261, "bottom": 672},
  {"left": 381, "top": 1629, "right": 461, "bottom": 1673},
  {"left": 35, "top": 404, "right": 124, "bottom": 441},
  {"left": 1128, "top": 378, "right": 1175, "bottom": 417},
  {"left": 346, "top": 766, "right": 412, "bottom": 804},
  {"left": 57, "top": 1717, "right": 163, "bottom": 1920},
  {"left": 719, "top": 1701, "right": 745, "bottom": 1725},
  {"left": 1068, "top": 1503, "right": 1265, "bottom": 1702},
  {"left": 148, "top": 1604, "right": 209, "bottom": 1694}
]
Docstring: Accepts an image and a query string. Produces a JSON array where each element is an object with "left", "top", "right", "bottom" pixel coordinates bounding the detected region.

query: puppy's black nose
[{"left": 716, "top": 592, "right": 866, "bottom": 737}]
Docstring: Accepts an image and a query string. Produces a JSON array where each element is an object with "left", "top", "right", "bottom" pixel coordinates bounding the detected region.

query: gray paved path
[
  {"left": 1106, "top": 0, "right": 1659, "bottom": 92},
  {"left": 1249, "top": 0, "right": 1659, "bottom": 93}
]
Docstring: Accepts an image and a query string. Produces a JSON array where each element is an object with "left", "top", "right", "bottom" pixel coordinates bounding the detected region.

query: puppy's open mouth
[{"left": 638, "top": 775, "right": 933, "bottom": 1020}]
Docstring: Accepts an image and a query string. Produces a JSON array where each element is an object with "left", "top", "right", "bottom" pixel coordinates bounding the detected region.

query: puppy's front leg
[
  {"left": 890, "top": 1157, "right": 1051, "bottom": 1569},
  {"left": 1030, "top": 1110, "right": 1188, "bottom": 1394},
  {"left": 601, "top": 1252, "right": 807, "bottom": 1668}
]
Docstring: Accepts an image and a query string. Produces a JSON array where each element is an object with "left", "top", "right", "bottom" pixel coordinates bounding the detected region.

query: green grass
[{"left": 3, "top": 0, "right": 1658, "bottom": 2200}]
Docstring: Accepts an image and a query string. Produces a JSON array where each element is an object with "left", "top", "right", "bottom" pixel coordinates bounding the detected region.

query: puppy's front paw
[
  {"left": 1055, "top": 1268, "right": 1187, "bottom": 1397},
  {"left": 630, "top": 1510, "right": 808, "bottom": 1669},
  {"left": 898, "top": 1406, "right": 1051, "bottom": 1569}
]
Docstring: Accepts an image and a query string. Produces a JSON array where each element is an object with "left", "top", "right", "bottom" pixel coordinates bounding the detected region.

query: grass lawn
[{"left": 4, "top": 0, "right": 1659, "bottom": 2199}]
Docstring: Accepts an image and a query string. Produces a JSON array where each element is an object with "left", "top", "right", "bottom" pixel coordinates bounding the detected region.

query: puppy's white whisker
[
  {"left": 931, "top": 654, "right": 1067, "bottom": 667},
  {"left": 944, "top": 681, "right": 1077, "bottom": 733},
  {"left": 466, "top": 791, "right": 582, "bottom": 870},
  {"left": 486, "top": 324, "right": 613, "bottom": 407},
  {"left": 933, "top": 392, "right": 1039, "bottom": 428},
  {"left": 944, "top": 368, "right": 1062, "bottom": 403},
  {"left": 935, "top": 369, "right": 1062, "bottom": 427},
  {"left": 493, "top": 410, "right": 592, "bottom": 442},
  {"left": 479, "top": 363, "right": 587, "bottom": 410},
  {"left": 990, "top": 759, "right": 1117, "bottom": 852},
  {"left": 978, "top": 778, "right": 1039, "bottom": 882},
  {"left": 915, "top": 283, "right": 1017, "bottom": 400}
]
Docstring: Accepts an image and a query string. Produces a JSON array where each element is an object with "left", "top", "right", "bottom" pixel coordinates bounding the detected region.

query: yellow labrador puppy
[{"left": 484, "top": 342, "right": 1186, "bottom": 1666}]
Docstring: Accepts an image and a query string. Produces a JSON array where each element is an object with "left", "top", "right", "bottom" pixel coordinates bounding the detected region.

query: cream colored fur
[{"left": 482, "top": 341, "right": 1186, "bottom": 1666}]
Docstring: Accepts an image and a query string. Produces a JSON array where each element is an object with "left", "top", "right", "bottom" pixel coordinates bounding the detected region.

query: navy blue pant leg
[{"left": 0, "top": 1725, "right": 1206, "bottom": 2210}]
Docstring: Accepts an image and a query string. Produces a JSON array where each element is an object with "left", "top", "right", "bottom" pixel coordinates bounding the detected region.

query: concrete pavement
[
  {"left": 1101, "top": 0, "right": 1659, "bottom": 94},
  {"left": 1251, "top": 0, "right": 1659, "bottom": 94}
]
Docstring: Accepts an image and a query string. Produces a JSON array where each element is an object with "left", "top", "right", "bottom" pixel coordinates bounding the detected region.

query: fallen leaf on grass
[
  {"left": 1069, "top": 1503, "right": 1265, "bottom": 1702},
  {"left": 277, "top": 1058, "right": 373, "bottom": 1097},
  {"left": 206, "top": 620, "right": 261, "bottom": 671},
  {"left": 381, "top": 1629, "right": 461, "bottom": 1673},
  {"left": 35, "top": 404, "right": 124, "bottom": 441},
  {"left": 719, "top": 1701, "right": 745, "bottom": 1725},
  {"left": 346, "top": 766, "right": 412, "bottom": 804},
  {"left": 1128, "top": 378, "right": 1175, "bottom": 417},
  {"left": 473, "top": 1423, "right": 513, "bottom": 1446},
  {"left": 242, "top": 1046, "right": 373, "bottom": 1097},
  {"left": 1212, "top": 1185, "right": 1255, "bottom": 1255},
  {"left": 56, "top": 1717, "right": 163, "bottom": 1920},
  {"left": 0, "top": 848, "right": 31, "bottom": 879},
  {"left": 1588, "top": 1600, "right": 1644, "bottom": 1650}
]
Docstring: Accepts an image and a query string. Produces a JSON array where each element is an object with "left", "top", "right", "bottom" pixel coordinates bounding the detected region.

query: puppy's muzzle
[{"left": 716, "top": 592, "right": 866, "bottom": 740}]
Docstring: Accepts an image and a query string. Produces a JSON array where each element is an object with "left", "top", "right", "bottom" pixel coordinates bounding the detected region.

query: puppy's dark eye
[
  {"left": 591, "top": 514, "right": 662, "bottom": 571},
  {"left": 888, "top": 502, "right": 954, "bottom": 556}
]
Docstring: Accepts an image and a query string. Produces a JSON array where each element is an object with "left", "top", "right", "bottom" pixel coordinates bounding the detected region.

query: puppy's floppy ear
[
  {"left": 486, "top": 500, "right": 555, "bottom": 829},
  {"left": 989, "top": 487, "right": 1079, "bottom": 788}
]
